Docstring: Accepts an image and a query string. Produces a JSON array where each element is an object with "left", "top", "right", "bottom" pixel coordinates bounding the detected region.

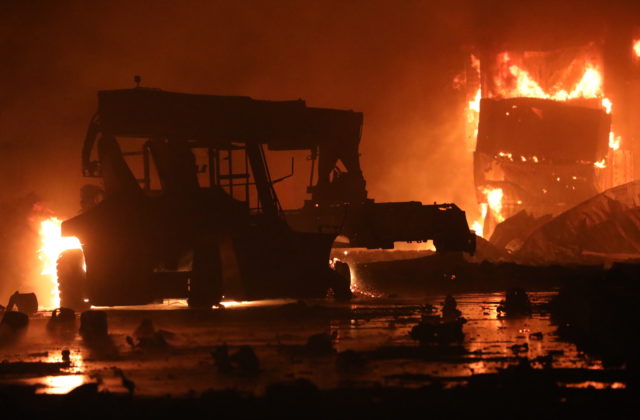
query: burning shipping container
[{"left": 463, "top": 38, "right": 640, "bottom": 239}]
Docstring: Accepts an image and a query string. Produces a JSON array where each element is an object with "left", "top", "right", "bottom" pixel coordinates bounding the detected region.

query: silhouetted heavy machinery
[{"left": 59, "top": 86, "right": 475, "bottom": 309}]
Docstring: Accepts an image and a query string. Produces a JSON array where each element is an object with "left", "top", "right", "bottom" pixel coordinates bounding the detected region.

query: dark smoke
[{"left": 0, "top": 0, "right": 638, "bottom": 228}]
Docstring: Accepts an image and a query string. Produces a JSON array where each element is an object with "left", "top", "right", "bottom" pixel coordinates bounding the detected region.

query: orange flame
[
  {"left": 609, "top": 132, "right": 621, "bottom": 151},
  {"left": 471, "top": 220, "right": 483, "bottom": 238},
  {"left": 468, "top": 88, "right": 481, "bottom": 115},
  {"left": 594, "top": 159, "right": 607, "bottom": 169},
  {"left": 464, "top": 52, "right": 616, "bottom": 234},
  {"left": 634, "top": 39, "right": 640, "bottom": 58},
  {"left": 38, "top": 217, "right": 82, "bottom": 309},
  {"left": 483, "top": 188, "right": 505, "bottom": 223},
  {"left": 471, "top": 203, "right": 489, "bottom": 238},
  {"left": 494, "top": 52, "right": 607, "bottom": 103}
]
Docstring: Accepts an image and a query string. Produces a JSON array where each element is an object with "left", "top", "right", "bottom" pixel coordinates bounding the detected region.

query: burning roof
[
  {"left": 462, "top": 40, "right": 638, "bottom": 239},
  {"left": 477, "top": 97, "right": 610, "bottom": 163}
]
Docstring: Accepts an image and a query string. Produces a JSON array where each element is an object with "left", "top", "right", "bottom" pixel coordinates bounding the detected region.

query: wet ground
[{"left": 0, "top": 291, "right": 626, "bottom": 396}]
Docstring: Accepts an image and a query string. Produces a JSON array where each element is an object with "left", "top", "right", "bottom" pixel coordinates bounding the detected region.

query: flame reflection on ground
[
  {"left": 1, "top": 292, "right": 628, "bottom": 395},
  {"left": 563, "top": 381, "right": 626, "bottom": 390},
  {"left": 36, "top": 375, "right": 86, "bottom": 394},
  {"left": 91, "top": 299, "right": 297, "bottom": 311}
]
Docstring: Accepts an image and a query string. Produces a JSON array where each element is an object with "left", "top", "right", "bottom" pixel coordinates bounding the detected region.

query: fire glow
[
  {"left": 494, "top": 52, "right": 608, "bottom": 103},
  {"left": 483, "top": 188, "right": 505, "bottom": 224},
  {"left": 465, "top": 51, "right": 621, "bottom": 237},
  {"left": 490, "top": 52, "right": 620, "bottom": 157},
  {"left": 38, "top": 217, "right": 82, "bottom": 309},
  {"left": 609, "top": 132, "right": 621, "bottom": 151}
]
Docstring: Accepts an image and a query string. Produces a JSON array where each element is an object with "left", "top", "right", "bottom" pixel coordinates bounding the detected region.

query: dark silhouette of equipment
[{"left": 60, "top": 87, "right": 474, "bottom": 308}]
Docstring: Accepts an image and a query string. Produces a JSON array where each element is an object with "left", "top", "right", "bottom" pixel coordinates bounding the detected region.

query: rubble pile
[
  {"left": 516, "top": 180, "right": 640, "bottom": 264},
  {"left": 410, "top": 294, "right": 466, "bottom": 346},
  {"left": 351, "top": 181, "right": 640, "bottom": 298},
  {"left": 497, "top": 288, "right": 532, "bottom": 317}
]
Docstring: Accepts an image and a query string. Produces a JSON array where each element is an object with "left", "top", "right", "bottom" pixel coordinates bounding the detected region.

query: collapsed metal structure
[
  {"left": 475, "top": 97, "right": 611, "bottom": 221},
  {"left": 60, "top": 87, "right": 475, "bottom": 308},
  {"left": 466, "top": 20, "right": 640, "bottom": 241}
]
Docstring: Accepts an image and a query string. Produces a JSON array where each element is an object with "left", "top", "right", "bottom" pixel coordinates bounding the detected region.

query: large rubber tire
[
  {"left": 188, "top": 244, "right": 223, "bottom": 309},
  {"left": 57, "top": 249, "right": 89, "bottom": 312},
  {"left": 330, "top": 261, "right": 352, "bottom": 301}
]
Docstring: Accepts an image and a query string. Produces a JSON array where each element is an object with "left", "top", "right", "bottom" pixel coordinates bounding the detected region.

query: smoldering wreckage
[{"left": 4, "top": 45, "right": 640, "bottom": 418}]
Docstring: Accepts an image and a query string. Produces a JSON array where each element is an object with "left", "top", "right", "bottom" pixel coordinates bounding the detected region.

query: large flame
[
  {"left": 38, "top": 217, "right": 82, "bottom": 309},
  {"left": 494, "top": 53, "right": 608, "bottom": 103},
  {"left": 464, "top": 52, "right": 621, "bottom": 232}
]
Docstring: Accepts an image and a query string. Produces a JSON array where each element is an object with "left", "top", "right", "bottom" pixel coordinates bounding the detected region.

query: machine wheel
[
  {"left": 57, "top": 249, "right": 89, "bottom": 311},
  {"left": 188, "top": 244, "right": 223, "bottom": 309},
  {"left": 330, "top": 261, "right": 352, "bottom": 301}
]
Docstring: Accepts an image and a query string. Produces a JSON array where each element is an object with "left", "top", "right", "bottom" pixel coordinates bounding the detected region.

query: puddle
[{"left": 0, "top": 291, "right": 625, "bottom": 395}]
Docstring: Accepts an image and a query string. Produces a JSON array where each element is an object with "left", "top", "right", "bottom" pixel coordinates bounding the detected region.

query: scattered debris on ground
[
  {"left": 335, "top": 350, "right": 367, "bottom": 373},
  {"left": 497, "top": 288, "right": 532, "bottom": 317},
  {"left": 305, "top": 332, "right": 337, "bottom": 355},
  {"left": 46, "top": 307, "right": 76, "bottom": 339},
  {"left": 211, "top": 344, "right": 260, "bottom": 375},
  {"left": 79, "top": 310, "right": 118, "bottom": 359},
  {"left": 0, "top": 311, "right": 29, "bottom": 346},
  {"left": 127, "top": 318, "right": 174, "bottom": 349},
  {"left": 410, "top": 294, "right": 466, "bottom": 346},
  {"left": 5, "top": 292, "right": 38, "bottom": 316},
  {"left": 442, "top": 294, "right": 462, "bottom": 320}
]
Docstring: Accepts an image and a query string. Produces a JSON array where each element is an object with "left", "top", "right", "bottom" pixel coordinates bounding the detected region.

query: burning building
[{"left": 464, "top": 34, "right": 640, "bottom": 239}]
